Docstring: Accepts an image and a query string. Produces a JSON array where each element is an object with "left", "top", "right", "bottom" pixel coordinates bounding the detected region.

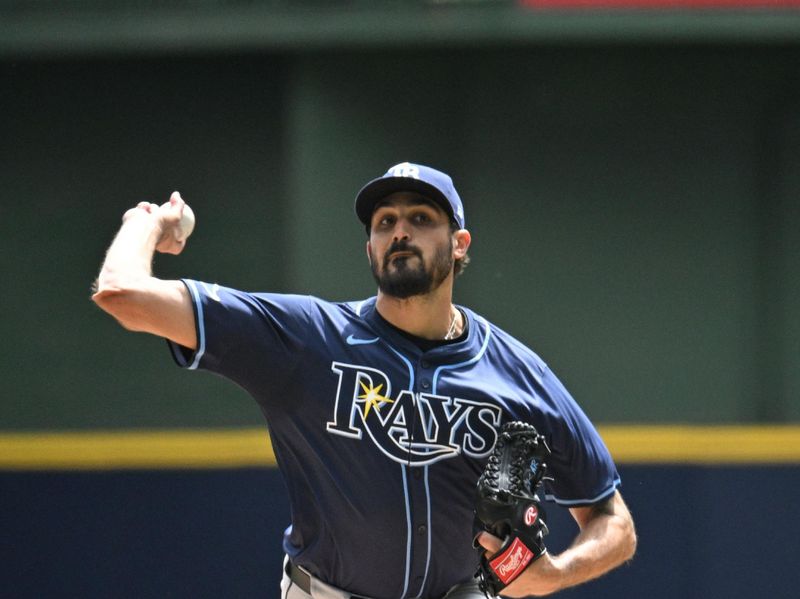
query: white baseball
[{"left": 174, "top": 204, "right": 195, "bottom": 242}]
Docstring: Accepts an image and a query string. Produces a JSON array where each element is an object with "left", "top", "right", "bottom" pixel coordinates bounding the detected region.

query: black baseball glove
[{"left": 474, "top": 421, "right": 551, "bottom": 597}]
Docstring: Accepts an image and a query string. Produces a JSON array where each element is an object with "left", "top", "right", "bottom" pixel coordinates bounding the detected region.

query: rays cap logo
[{"left": 355, "top": 162, "right": 465, "bottom": 232}]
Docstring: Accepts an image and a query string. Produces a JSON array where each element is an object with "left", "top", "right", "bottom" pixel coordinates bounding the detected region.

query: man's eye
[{"left": 413, "top": 213, "right": 432, "bottom": 224}]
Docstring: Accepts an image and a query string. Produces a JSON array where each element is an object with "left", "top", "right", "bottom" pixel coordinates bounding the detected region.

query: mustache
[{"left": 383, "top": 241, "right": 422, "bottom": 266}]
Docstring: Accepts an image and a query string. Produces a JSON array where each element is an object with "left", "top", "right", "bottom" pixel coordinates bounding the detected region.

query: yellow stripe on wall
[
  {"left": 0, "top": 425, "right": 798, "bottom": 470},
  {"left": 600, "top": 425, "right": 800, "bottom": 464},
  {"left": 0, "top": 428, "right": 276, "bottom": 470}
]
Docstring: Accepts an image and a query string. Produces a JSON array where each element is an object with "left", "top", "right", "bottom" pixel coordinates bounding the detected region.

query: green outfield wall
[{"left": 2, "top": 44, "right": 799, "bottom": 429}]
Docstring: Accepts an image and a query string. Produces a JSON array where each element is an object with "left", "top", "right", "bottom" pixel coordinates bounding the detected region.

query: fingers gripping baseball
[
  {"left": 123, "top": 192, "right": 195, "bottom": 255},
  {"left": 157, "top": 192, "right": 194, "bottom": 255}
]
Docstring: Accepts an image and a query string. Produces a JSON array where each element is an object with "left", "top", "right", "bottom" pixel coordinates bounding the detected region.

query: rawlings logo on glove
[{"left": 474, "top": 421, "right": 551, "bottom": 597}]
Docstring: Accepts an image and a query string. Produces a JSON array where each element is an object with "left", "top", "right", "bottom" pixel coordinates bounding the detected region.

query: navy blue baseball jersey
[{"left": 168, "top": 280, "right": 620, "bottom": 599}]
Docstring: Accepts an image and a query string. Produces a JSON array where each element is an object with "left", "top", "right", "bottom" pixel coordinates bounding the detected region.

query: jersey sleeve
[
  {"left": 534, "top": 366, "right": 621, "bottom": 507},
  {"left": 167, "top": 279, "right": 318, "bottom": 402}
]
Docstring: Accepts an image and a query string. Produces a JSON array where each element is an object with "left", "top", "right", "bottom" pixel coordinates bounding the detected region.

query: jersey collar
[{"left": 357, "top": 297, "right": 486, "bottom": 366}]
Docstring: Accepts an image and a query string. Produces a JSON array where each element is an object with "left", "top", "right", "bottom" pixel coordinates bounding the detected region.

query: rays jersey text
[{"left": 326, "top": 362, "right": 502, "bottom": 466}]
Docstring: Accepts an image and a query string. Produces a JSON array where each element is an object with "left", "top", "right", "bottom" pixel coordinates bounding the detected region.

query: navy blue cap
[{"left": 355, "top": 162, "right": 465, "bottom": 230}]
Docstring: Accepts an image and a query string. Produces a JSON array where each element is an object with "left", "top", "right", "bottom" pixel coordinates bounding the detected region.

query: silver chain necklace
[{"left": 443, "top": 307, "right": 459, "bottom": 341}]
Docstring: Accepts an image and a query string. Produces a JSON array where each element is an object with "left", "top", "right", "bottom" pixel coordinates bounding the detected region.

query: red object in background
[{"left": 520, "top": 0, "right": 800, "bottom": 7}]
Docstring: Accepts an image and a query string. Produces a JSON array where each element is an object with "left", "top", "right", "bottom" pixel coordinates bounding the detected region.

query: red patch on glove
[{"left": 489, "top": 537, "right": 534, "bottom": 585}]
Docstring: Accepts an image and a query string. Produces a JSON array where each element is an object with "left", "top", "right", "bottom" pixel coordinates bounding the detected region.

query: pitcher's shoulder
[{"left": 464, "top": 308, "right": 549, "bottom": 372}]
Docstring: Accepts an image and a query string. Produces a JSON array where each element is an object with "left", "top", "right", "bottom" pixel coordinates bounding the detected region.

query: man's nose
[{"left": 392, "top": 218, "right": 411, "bottom": 241}]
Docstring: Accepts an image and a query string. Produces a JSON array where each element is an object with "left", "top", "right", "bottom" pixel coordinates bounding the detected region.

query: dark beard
[{"left": 371, "top": 239, "right": 453, "bottom": 299}]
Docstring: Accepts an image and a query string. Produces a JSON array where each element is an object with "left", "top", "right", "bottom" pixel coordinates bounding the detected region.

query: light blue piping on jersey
[
  {"left": 354, "top": 300, "right": 366, "bottom": 316},
  {"left": 385, "top": 343, "right": 415, "bottom": 599},
  {"left": 185, "top": 280, "right": 207, "bottom": 370},
  {"left": 414, "top": 317, "right": 493, "bottom": 596},
  {"left": 431, "top": 317, "right": 492, "bottom": 391},
  {"left": 400, "top": 464, "right": 414, "bottom": 599}
]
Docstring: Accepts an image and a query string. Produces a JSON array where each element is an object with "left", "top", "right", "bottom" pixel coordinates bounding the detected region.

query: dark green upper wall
[
  {"left": 2, "top": 43, "right": 798, "bottom": 429},
  {"left": 285, "top": 47, "right": 800, "bottom": 424},
  {"left": 1, "top": 56, "right": 289, "bottom": 429}
]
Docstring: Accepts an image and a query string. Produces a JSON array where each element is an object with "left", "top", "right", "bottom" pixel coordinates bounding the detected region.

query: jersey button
[
  {"left": 417, "top": 525, "right": 427, "bottom": 535},
  {"left": 413, "top": 469, "right": 422, "bottom": 480},
  {"left": 421, "top": 379, "right": 430, "bottom": 390},
  {"left": 420, "top": 360, "right": 430, "bottom": 369}
]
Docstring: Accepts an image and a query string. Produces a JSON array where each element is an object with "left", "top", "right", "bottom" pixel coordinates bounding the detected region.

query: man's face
[{"left": 367, "top": 192, "right": 455, "bottom": 299}]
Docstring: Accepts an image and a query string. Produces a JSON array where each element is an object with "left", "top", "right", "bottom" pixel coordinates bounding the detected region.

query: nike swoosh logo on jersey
[{"left": 346, "top": 334, "right": 379, "bottom": 346}]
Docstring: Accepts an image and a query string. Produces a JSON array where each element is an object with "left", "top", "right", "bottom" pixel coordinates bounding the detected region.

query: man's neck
[{"left": 375, "top": 286, "right": 457, "bottom": 341}]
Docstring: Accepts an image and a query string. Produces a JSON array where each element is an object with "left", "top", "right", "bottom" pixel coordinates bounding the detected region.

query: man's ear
[
  {"left": 453, "top": 229, "right": 471, "bottom": 259},
  {"left": 366, "top": 240, "right": 372, "bottom": 265}
]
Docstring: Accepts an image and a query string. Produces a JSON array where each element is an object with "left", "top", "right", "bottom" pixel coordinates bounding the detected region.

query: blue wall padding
[{"left": 2, "top": 465, "right": 797, "bottom": 598}]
